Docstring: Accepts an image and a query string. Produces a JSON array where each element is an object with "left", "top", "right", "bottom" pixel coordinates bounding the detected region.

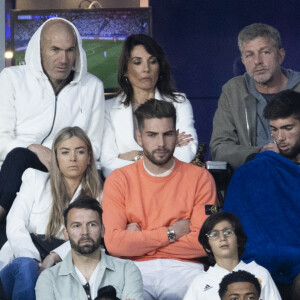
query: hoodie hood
[
  {"left": 282, "top": 68, "right": 300, "bottom": 89},
  {"left": 25, "top": 17, "right": 87, "bottom": 83}
]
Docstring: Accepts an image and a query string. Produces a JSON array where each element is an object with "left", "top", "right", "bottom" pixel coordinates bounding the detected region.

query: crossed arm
[{"left": 102, "top": 169, "right": 216, "bottom": 259}]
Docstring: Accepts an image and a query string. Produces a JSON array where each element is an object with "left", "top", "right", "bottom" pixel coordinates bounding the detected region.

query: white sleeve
[
  {"left": 260, "top": 271, "right": 282, "bottom": 300},
  {"left": 85, "top": 78, "right": 105, "bottom": 162},
  {"left": 52, "top": 241, "right": 71, "bottom": 260},
  {"left": 100, "top": 101, "right": 134, "bottom": 178},
  {"left": 173, "top": 94, "right": 198, "bottom": 162},
  {"left": 6, "top": 169, "right": 43, "bottom": 261},
  {"left": 0, "top": 68, "right": 29, "bottom": 162}
]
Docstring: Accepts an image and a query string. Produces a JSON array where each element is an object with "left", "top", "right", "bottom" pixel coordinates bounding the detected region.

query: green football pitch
[
  {"left": 83, "top": 39, "right": 124, "bottom": 89},
  {"left": 14, "top": 39, "right": 124, "bottom": 90}
]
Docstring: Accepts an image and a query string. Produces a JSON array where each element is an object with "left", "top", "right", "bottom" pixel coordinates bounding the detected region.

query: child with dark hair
[{"left": 184, "top": 212, "right": 281, "bottom": 300}]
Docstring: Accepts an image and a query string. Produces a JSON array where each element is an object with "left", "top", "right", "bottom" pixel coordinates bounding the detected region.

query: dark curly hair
[
  {"left": 219, "top": 270, "right": 261, "bottom": 300},
  {"left": 264, "top": 89, "right": 300, "bottom": 121}
]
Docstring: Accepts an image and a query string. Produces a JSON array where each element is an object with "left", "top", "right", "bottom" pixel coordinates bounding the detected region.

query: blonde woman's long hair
[{"left": 46, "top": 126, "right": 101, "bottom": 239}]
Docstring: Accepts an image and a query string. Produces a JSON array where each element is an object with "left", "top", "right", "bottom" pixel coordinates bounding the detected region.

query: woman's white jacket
[
  {"left": 101, "top": 90, "right": 198, "bottom": 177},
  {"left": 0, "top": 168, "right": 80, "bottom": 270}
]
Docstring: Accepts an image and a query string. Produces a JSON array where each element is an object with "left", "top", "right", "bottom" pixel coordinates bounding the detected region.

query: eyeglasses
[{"left": 206, "top": 227, "right": 235, "bottom": 240}]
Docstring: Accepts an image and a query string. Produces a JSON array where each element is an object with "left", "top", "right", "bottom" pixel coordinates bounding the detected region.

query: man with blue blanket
[{"left": 223, "top": 89, "right": 300, "bottom": 300}]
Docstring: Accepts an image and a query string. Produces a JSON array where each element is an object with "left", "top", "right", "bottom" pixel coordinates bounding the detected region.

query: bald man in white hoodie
[{"left": 0, "top": 18, "right": 105, "bottom": 220}]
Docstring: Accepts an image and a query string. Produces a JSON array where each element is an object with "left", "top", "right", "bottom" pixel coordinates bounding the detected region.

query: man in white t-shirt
[{"left": 184, "top": 212, "right": 281, "bottom": 300}]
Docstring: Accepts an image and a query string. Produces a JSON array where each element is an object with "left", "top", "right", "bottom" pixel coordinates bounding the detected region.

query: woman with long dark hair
[{"left": 101, "top": 34, "right": 198, "bottom": 177}]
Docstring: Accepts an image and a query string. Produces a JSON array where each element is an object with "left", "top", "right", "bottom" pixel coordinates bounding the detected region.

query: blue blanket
[{"left": 223, "top": 151, "right": 300, "bottom": 284}]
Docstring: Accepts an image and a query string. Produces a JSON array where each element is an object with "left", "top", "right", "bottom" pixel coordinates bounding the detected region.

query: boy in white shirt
[{"left": 184, "top": 212, "right": 281, "bottom": 300}]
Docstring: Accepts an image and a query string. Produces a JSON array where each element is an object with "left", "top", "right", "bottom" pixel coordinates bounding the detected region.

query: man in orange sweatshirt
[{"left": 102, "top": 99, "right": 217, "bottom": 300}]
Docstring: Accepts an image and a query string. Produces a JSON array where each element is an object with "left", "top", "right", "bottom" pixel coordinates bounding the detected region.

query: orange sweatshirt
[{"left": 102, "top": 158, "right": 217, "bottom": 262}]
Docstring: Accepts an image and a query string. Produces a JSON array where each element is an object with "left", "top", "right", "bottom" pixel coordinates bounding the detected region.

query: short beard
[
  {"left": 143, "top": 147, "right": 174, "bottom": 166},
  {"left": 279, "top": 140, "right": 300, "bottom": 160},
  {"left": 253, "top": 73, "right": 272, "bottom": 85},
  {"left": 69, "top": 236, "right": 102, "bottom": 255}
]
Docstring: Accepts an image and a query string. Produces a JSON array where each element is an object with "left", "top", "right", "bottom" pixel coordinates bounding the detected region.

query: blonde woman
[{"left": 0, "top": 126, "right": 101, "bottom": 300}]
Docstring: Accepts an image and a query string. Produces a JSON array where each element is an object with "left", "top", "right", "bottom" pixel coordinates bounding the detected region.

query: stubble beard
[
  {"left": 253, "top": 70, "right": 273, "bottom": 85},
  {"left": 69, "top": 236, "right": 102, "bottom": 255},
  {"left": 143, "top": 147, "right": 174, "bottom": 166},
  {"left": 279, "top": 139, "right": 300, "bottom": 161}
]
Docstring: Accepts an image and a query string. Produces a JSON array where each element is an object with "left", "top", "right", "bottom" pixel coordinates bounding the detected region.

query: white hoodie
[{"left": 0, "top": 18, "right": 105, "bottom": 163}]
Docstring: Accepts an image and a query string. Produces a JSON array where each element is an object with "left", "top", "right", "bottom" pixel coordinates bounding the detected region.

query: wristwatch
[
  {"left": 134, "top": 151, "right": 144, "bottom": 162},
  {"left": 167, "top": 227, "right": 176, "bottom": 243}
]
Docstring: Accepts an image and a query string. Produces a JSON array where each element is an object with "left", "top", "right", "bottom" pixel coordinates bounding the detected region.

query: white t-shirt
[{"left": 183, "top": 260, "right": 281, "bottom": 300}]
